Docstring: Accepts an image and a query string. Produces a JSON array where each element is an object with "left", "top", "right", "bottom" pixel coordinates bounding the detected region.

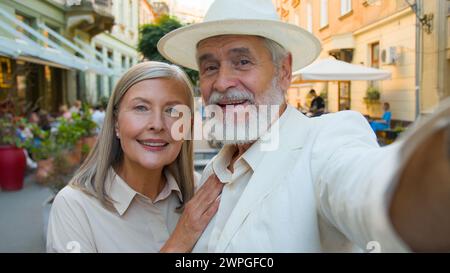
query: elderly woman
[{"left": 47, "top": 62, "right": 222, "bottom": 253}]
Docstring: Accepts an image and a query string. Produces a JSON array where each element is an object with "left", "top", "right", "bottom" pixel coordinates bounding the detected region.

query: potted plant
[
  {"left": 363, "top": 86, "right": 381, "bottom": 103},
  {"left": 30, "top": 133, "right": 59, "bottom": 185},
  {"left": 77, "top": 104, "right": 98, "bottom": 157},
  {"left": 0, "top": 114, "right": 28, "bottom": 191},
  {"left": 363, "top": 86, "right": 382, "bottom": 117}
]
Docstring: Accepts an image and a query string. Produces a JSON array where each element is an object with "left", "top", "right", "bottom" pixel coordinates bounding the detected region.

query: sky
[{"left": 174, "top": 0, "right": 214, "bottom": 16}]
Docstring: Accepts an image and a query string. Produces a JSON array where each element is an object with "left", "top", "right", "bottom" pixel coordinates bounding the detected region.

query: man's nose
[{"left": 212, "top": 65, "right": 238, "bottom": 93}]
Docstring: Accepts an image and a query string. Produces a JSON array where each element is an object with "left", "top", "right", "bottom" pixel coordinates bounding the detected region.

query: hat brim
[{"left": 157, "top": 19, "right": 322, "bottom": 72}]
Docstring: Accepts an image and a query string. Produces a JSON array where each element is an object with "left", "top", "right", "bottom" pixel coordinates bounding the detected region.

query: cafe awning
[
  {"left": 0, "top": 8, "right": 113, "bottom": 75},
  {"left": 293, "top": 58, "right": 392, "bottom": 81}
]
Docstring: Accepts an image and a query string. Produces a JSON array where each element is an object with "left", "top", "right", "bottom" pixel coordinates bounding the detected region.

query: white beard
[{"left": 206, "top": 77, "right": 285, "bottom": 145}]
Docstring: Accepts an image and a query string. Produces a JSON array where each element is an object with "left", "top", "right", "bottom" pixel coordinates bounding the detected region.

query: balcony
[{"left": 65, "top": 0, "right": 114, "bottom": 37}]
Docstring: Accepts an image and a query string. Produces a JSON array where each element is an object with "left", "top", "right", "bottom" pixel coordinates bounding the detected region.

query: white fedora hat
[{"left": 157, "top": 0, "right": 322, "bottom": 72}]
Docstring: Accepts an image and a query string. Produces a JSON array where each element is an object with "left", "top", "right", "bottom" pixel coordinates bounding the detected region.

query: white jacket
[{"left": 193, "top": 106, "right": 411, "bottom": 252}]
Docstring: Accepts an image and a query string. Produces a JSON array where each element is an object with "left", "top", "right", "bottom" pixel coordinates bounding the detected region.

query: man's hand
[
  {"left": 160, "top": 174, "right": 223, "bottom": 253},
  {"left": 390, "top": 121, "right": 450, "bottom": 252}
]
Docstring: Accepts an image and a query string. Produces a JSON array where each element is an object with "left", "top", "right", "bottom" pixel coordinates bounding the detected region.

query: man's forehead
[{"left": 196, "top": 35, "right": 265, "bottom": 51}]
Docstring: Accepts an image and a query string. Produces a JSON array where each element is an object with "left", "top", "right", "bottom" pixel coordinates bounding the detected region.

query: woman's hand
[{"left": 160, "top": 174, "right": 223, "bottom": 252}]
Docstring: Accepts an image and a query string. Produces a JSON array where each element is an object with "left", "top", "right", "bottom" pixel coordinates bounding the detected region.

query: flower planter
[
  {"left": 82, "top": 136, "right": 97, "bottom": 149},
  {"left": 0, "top": 146, "right": 26, "bottom": 191},
  {"left": 36, "top": 158, "right": 54, "bottom": 185}
]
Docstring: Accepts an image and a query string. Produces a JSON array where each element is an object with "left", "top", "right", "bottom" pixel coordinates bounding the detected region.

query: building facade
[
  {"left": 420, "top": 0, "right": 450, "bottom": 114},
  {"left": 86, "top": 0, "right": 140, "bottom": 104},
  {"left": 0, "top": 0, "right": 114, "bottom": 113},
  {"left": 149, "top": 0, "right": 212, "bottom": 24},
  {"left": 139, "top": 0, "right": 156, "bottom": 26},
  {"left": 273, "top": 0, "right": 441, "bottom": 122}
]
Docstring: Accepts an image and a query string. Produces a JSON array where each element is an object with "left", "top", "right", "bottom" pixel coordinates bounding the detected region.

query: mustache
[{"left": 207, "top": 88, "right": 256, "bottom": 105}]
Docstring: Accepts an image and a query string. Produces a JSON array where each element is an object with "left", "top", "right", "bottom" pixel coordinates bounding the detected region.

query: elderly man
[{"left": 158, "top": 0, "right": 450, "bottom": 252}]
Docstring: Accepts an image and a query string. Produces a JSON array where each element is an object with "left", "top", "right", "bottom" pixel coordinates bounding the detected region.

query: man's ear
[{"left": 278, "top": 53, "right": 293, "bottom": 91}]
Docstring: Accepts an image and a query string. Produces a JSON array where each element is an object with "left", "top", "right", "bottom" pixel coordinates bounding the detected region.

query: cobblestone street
[{"left": 0, "top": 174, "right": 53, "bottom": 253}]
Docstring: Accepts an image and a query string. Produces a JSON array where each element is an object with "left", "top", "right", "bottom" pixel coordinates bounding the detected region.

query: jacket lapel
[{"left": 215, "top": 106, "right": 312, "bottom": 252}]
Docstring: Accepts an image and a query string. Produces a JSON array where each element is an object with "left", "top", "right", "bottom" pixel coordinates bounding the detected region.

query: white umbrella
[{"left": 293, "top": 58, "right": 392, "bottom": 81}]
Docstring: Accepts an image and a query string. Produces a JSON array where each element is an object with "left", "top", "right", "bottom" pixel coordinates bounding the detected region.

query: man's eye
[
  {"left": 206, "top": 66, "right": 217, "bottom": 71},
  {"left": 234, "top": 58, "right": 252, "bottom": 68},
  {"left": 202, "top": 64, "right": 218, "bottom": 74},
  {"left": 240, "top": 59, "right": 251, "bottom": 65}
]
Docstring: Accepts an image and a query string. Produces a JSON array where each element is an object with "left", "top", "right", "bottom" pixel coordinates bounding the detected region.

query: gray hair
[
  {"left": 262, "top": 37, "right": 290, "bottom": 73},
  {"left": 70, "top": 61, "right": 195, "bottom": 212}
]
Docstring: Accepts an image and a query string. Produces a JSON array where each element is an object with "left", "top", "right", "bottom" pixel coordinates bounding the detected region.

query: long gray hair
[{"left": 70, "top": 61, "right": 195, "bottom": 212}]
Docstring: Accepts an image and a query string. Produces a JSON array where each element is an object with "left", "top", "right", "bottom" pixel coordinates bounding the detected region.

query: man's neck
[{"left": 228, "top": 103, "right": 288, "bottom": 172}]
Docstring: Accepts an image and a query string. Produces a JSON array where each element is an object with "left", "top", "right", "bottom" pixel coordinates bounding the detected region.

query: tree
[{"left": 138, "top": 15, "right": 199, "bottom": 85}]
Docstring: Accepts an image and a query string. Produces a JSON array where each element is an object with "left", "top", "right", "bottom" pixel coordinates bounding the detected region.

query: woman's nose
[{"left": 147, "top": 111, "right": 164, "bottom": 132}]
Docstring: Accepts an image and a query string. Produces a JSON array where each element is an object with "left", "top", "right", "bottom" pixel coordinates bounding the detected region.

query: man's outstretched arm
[{"left": 390, "top": 119, "right": 450, "bottom": 252}]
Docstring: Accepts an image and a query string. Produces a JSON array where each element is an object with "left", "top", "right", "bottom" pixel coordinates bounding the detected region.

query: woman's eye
[
  {"left": 134, "top": 105, "right": 148, "bottom": 112},
  {"left": 165, "top": 107, "right": 180, "bottom": 116}
]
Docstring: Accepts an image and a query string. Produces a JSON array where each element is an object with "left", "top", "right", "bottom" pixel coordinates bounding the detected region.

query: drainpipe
[{"left": 414, "top": 0, "right": 422, "bottom": 119}]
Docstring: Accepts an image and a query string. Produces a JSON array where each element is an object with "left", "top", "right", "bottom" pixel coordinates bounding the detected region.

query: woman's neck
[{"left": 115, "top": 160, "right": 166, "bottom": 201}]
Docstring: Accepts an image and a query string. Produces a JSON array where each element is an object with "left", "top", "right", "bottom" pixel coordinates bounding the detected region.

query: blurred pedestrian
[{"left": 91, "top": 105, "right": 105, "bottom": 134}]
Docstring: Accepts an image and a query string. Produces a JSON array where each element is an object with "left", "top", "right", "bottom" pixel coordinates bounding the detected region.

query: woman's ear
[{"left": 115, "top": 122, "right": 120, "bottom": 139}]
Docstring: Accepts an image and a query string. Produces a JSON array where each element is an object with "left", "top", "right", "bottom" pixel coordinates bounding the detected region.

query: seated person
[
  {"left": 370, "top": 102, "right": 392, "bottom": 133},
  {"left": 309, "top": 89, "right": 325, "bottom": 117}
]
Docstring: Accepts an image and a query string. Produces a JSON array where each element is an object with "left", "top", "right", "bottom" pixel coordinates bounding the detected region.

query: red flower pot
[{"left": 0, "top": 146, "right": 26, "bottom": 191}]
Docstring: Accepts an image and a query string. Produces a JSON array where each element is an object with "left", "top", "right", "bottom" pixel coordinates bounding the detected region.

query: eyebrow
[
  {"left": 197, "top": 53, "right": 216, "bottom": 65},
  {"left": 197, "top": 47, "right": 253, "bottom": 65},
  {"left": 131, "top": 97, "right": 150, "bottom": 103},
  {"left": 131, "top": 97, "right": 185, "bottom": 106},
  {"left": 165, "top": 100, "right": 186, "bottom": 106},
  {"left": 228, "top": 47, "right": 252, "bottom": 56}
]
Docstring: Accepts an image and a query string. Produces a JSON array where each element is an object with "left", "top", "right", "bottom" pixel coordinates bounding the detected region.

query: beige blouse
[{"left": 46, "top": 168, "right": 194, "bottom": 253}]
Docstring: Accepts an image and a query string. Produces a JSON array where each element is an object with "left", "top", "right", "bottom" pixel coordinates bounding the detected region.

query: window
[
  {"left": 340, "top": 0, "right": 352, "bottom": 16},
  {"left": 119, "top": 0, "right": 124, "bottom": 25},
  {"left": 338, "top": 81, "right": 351, "bottom": 111},
  {"left": 307, "top": 3, "right": 313, "bottom": 33},
  {"left": 95, "top": 45, "right": 104, "bottom": 98},
  {"left": 371, "top": 42, "right": 380, "bottom": 68},
  {"left": 128, "top": 57, "right": 133, "bottom": 69},
  {"left": 43, "top": 25, "right": 60, "bottom": 47},
  {"left": 15, "top": 13, "right": 35, "bottom": 41},
  {"left": 128, "top": 0, "right": 133, "bottom": 29},
  {"left": 0, "top": 57, "right": 13, "bottom": 89},
  {"left": 320, "top": 0, "right": 328, "bottom": 28},
  {"left": 107, "top": 50, "right": 114, "bottom": 95},
  {"left": 121, "top": 55, "right": 127, "bottom": 70}
]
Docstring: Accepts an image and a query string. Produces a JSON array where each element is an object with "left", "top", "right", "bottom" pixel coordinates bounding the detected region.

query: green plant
[
  {"left": 138, "top": 15, "right": 199, "bottom": 84},
  {"left": 81, "top": 143, "right": 90, "bottom": 158},
  {"left": 55, "top": 116, "right": 85, "bottom": 149},
  {"left": 29, "top": 134, "right": 58, "bottom": 161},
  {"left": 365, "top": 86, "right": 381, "bottom": 102},
  {"left": 0, "top": 114, "right": 20, "bottom": 147},
  {"left": 40, "top": 151, "right": 74, "bottom": 194},
  {"left": 0, "top": 114, "right": 33, "bottom": 148},
  {"left": 393, "top": 125, "right": 406, "bottom": 134}
]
